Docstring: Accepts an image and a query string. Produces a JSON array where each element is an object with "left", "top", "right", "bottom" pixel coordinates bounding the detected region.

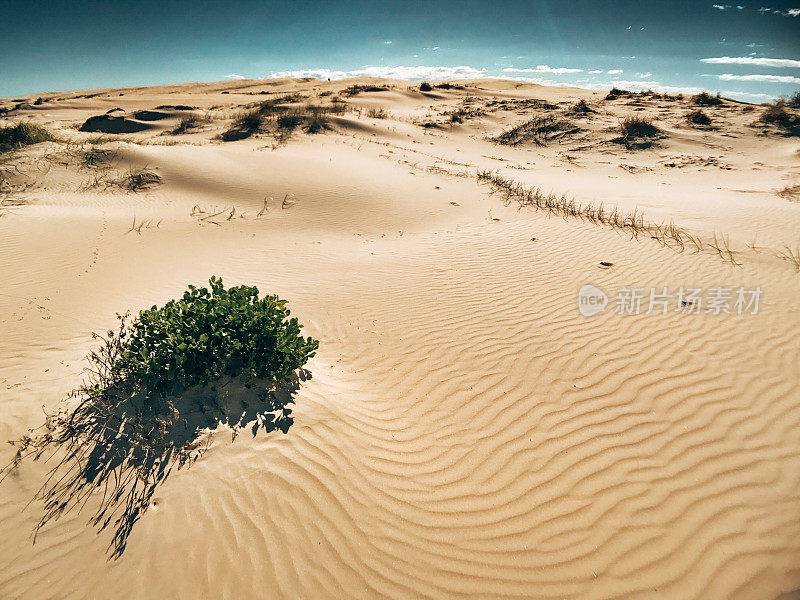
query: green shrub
[
  {"left": 118, "top": 277, "right": 318, "bottom": 393},
  {"left": 0, "top": 121, "right": 55, "bottom": 153},
  {"left": 419, "top": 81, "right": 433, "bottom": 92},
  {"left": 2, "top": 277, "right": 318, "bottom": 558}
]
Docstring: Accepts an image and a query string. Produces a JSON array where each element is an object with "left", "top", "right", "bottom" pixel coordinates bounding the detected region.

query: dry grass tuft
[
  {"left": 614, "top": 115, "right": 664, "bottom": 149},
  {"left": 493, "top": 114, "right": 579, "bottom": 146},
  {"left": 112, "top": 167, "right": 162, "bottom": 192},
  {"left": 170, "top": 114, "right": 211, "bottom": 135},
  {"left": 0, "top": 121, "right": 56, "bottom": 154},
  {"left": 759, "top": 101, "right": 800, "bottom": 136},
  {"left": 692, "top": 91, "right": 723, "bottom": 106},
  {"left": 687, "top": 109, "right": 712, "bottom": 127},
  {"left": 366, "top": 107, "right": 388, "bottom": 119},
  {"left": 476, "top": 170, "right": 748, "bottom": 266}
]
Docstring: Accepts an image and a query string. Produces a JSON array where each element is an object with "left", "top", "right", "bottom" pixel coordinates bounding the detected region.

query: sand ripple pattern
[{"left": 2, "top": 215, "right": 799, "bottom": 600}]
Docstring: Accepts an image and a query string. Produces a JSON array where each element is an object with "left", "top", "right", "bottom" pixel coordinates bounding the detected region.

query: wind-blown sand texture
[{"left": 1, "top": 77, "right": 799, "bottom": 600}]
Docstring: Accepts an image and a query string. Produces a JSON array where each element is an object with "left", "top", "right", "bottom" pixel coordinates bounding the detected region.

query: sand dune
[{"left": 1, "top": 78, "right": 799, "bottom": 600}]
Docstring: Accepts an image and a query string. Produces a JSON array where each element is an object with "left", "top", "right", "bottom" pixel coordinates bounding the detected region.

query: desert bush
[
  {"left": 118, "top": 277, "right": 318, "bottom": 391},
  {"left": 2, "top": 277, "right": 318, "bottom": 557},
  {"left": 687, "top": 109, "right": 712, "bottom": 126},
  {"left": 0, "top": 121, "right": 55, "bottom": 153},
  {"left": 693, "top": 91, "right": 722, "bottom": 106},
  {"left": 419, "top": 82, "right": 433, "bottom": 92},
  {"left": 787, "top": 92, "right": 800, "bottom": 109}
]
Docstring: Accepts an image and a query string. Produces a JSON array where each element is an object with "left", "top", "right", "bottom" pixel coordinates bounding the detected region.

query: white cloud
[
  {"left": 590, "top": 69, "right": 603, "bottom": 74},
  {"left": 225, "top": 74, "right": 245, "bottom": 80},
  {"left": 701, "top": 56, "right": 800, "bottom": 67},
  {"left": 719, "top": 73, "right": 800, "bottom": 83},
  {"left": 713, "top": 4, "right": 730, "bottom": 9},
  {"left": 637, "top": 72, "right": 653, "bottom": 78},
  {"left": 502, "top": 65, "right": 583, "bottom": 74},
  {"left": 268, "top": 65, "right": 487, "bottom": 81},
  {"left": 757, "top": 6, "right": 800, "bottom": 15},
  {"left": 384, "top": 40, "right": 392, "bottom": 45},
  {"left": 608, "top": 69, "right": 623, "bottom": 74}
]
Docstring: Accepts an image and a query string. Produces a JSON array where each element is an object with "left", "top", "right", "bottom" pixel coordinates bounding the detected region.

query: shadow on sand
[{"left": 3, "top": 370, "right": 310, "bottom": 559}]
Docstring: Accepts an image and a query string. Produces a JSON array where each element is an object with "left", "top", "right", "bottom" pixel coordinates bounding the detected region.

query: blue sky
[{"left": 1, "top": 0, "right": 798, "bottom": 100}]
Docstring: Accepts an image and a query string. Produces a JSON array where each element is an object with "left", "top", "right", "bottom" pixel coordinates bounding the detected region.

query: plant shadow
[{"left": 5, "top": 370, "right": 310, "bottom": 559}]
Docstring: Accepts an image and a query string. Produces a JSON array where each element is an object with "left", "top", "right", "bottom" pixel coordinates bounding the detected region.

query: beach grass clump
[
  {"left": 367, "top": 107, "right": 388, "bottom": 119},
  {"left": 419, "top": 82, "right": 433, "bottom": 92},
  {"left": 759, "top": 100, "right": 800, "bottom": 136},
  {"left": 169, "top": 113, "right": 210, "bottom": 135},
  {"left": 493, "top": 114, "right": 579, "bottom": 146},
  {"left": 569, "top": 99, "right": 595, "bottom": 114},
  {"left": 605, "top": 87, "right": 631, "bottom": 100},
  {"left": 787, "top": 92, "right": 800, "bottom": 109},
  {"left": 2, "top": 277, "right": 318, "bottom": 558},
  {"left": 221, "top": 107, "right": 266, "bottom": 140},
  {"left": 113, "top": 167, "right": 162, "bottom": 191},
  {"left": 615, "top": 115, "right": 663, "bottom": 148},
  {"left": 687, "top": 109, "right": 712, "bottom": 126},
  {"left": 0, "top": 121, "right": 55, "bottom": 154},
  {"left": 692, "top": 91, "right": 723, "bottom": 106},
  {"left": 342, "top": 84, "right": 388, "bottom": 96}
]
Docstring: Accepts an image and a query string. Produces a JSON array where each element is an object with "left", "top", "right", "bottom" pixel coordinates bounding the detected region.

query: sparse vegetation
[
  {"left": 605, "top": 87, "right": 631, "bottom": 100},
  {"left": 112, "top": 167, "right": 162, "bottom": 191},
  {"left": 2, "top": 277, "right": 318, "bottom": 558},
  {"left": 787, "top": 92, "right": 800, "bottom": 109},
  {"left": 342, "top": 85, "right": 388, "bottom": 96},
  {"left": 222, "top": 98, "right": 342, "bottom": 140},
  {"left": 169, "top": 113, "right": 210, "bottom": 135},
  {"left": 693, "top": 91, "right": 723, "bottom": 106},
  {"left": 687, "top": 109, "right": 712, "bottom": 126},
  {"left": 477, "top": 170, "right": 741, "bottom": 265},
  {"left": 615, "top": 115, "right": 663, "bottom": 149},
  {"left": 759, "top": 101, "right": 800, "bottom": 136},
  {"left": 0, "top": 121, "right": 55, "bottom": 154},
  {"left": 419, "top": 82, "right": 433, "bottom": 92},
  {"left": 366, "top": 107, "right": 388, "bottom": 119},
  {"left": 493, "top": 114, "right": 579, "bottom": 146},
  {"left": 569, "top": 99, "right": 595, "bottom": 114}
]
